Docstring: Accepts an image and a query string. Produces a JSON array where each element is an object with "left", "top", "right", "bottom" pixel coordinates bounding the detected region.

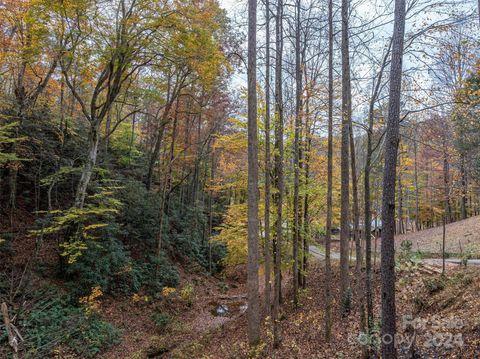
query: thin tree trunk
[
  {"left": 155, "top": 132, "right": 173, "bottom": 275},
  {"left": 128, "top": 112, "right": 136, "bottom": 165},
  {"left": 364, "top": 41, "right": 390, "bottom": 346},
  {"left": 349, "top": 121, "right": 365, "bottom": 339},
  {"left": 208, "top": 151, "right": 215, "bottom": 273},
  {"left": 325, "top": 0, "right": 334, "bottom": 341},
  {"left": 442, "top": 215, "right": 446, "bottom": 275},
  {"left": 364, "top": 118, "right": 375, "bottom": 353},
  {"left": 104, "top": 109, "right": 112, "bottom": 162},
  {"left": 414, "top": 136, "right": 420, "bottom": 230},
  {"left": 164, "top": 101, "right": 179, "bottom": 213},
  {"left": 247, "top": 0, "right": 260, "bottom": 345},
  {"left": 264, "top": 0, "right": 272, "bottom": 316},
  {"left": 302, "top": 157, "right": 309, "bottom": 288},
  {"left": 349, "top": 125, "right": 361, "bottom": 271},
  {"left": 442, "top": 136, "right": 452, "bottom": 224},
  {"left": 397, "top": 154, "right": 404, "bottom": 234},
  {"left": 428, "top": 164, "right": 434, "bottom": 228},
  {"left": 273, "top": 0, "right": 284, "bottom": 347},
  {"left": 460, "top": 153, "right": 467, "bottom": 220},
  {"left": 302, "top": 74, "right": 311, "bottom": 289},
  {"left": 292, "top": 0, "right": 302, "bottom": 307},
  {"left": 75, "top": 124, "right": 100, "bottom": 208},
  {"left": 340, "top": 0, "right": 351, "bottom": 315},
  {"left": 380, "top": 0, "right": 406, "bottom": 356},
  {"left": 146, "top": 102, "right": 173, "bottom": 190}
]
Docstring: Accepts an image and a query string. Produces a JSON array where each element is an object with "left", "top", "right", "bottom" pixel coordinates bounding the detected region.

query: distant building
[{"left": 358, "top": 218, "right": 382, "bottom": 236}]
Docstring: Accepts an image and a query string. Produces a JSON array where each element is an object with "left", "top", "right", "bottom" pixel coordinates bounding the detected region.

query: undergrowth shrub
[
  {"left": 64, "top": 182, "right": 181, "bottom": 297},
  {"left": 31, "top": 180, "right": 224, "bottom": 306},
  {"left": 65, "top": 226, "right": 140, "bottom": 297},
  {"left": 0, "top": 287, "right": 119, "bottom": 358},
  {"left": 31, "top": 180, "right": 123, "bottom": 266},
  {"left": 461, "top": 243, "right": 480, "bottom": 266},
  {"left": 118, "top": 182, "right": 226, "bottom": 276},
  {"left": 423, "top": 277, "right": 446, "bottom": 294},
  {"left": 358, "top": 320, "right": 381, "bottom": 354},
  {"left": 117, "top": 181, "right": 160, "bottom": 250},
  {"left": 413, "top": 292, "right": 428, "bottom": 312},
  {"left": 208, "top": 240, "right": 227, "bottom": 273},
  {"left": 72, "top": 317, "right": 119, "bottom": 357},
  {"left": 449, "top": 271, "right": 473, "bottom": 287},
  {"left": 168, "top": 204, "right": 208, "bottom": 264},
  {"left": 152, "top": 312, "right": 171, "bottom": 330},
  {"left": 180, "top": 282, "right": 195, "bottom": 307},
  {"left": 396, "top": 240, "right": 422, "bottom": 271},
  {"left": 134, "top": 254, "right": 179, "bottom": 294}
]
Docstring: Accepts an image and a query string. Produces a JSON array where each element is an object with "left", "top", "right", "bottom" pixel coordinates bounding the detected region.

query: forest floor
[
  {"left": 183, "top": 262, "right": 480, "bottom": 359},
  {"left": 100, "top": 219, "right": 480, "bottom": 358},
  {"left": 99, "top": 264, "right": 254, "bottom": 359},
  {"left": 3, "top": 215, "right": 480, "bottom": 358}
]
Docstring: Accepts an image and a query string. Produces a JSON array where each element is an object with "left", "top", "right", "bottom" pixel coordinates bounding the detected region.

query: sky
[
  {"left": 217, "top": 0, "right": 479, "bottom": 123},
  {"left": 219, "top": 0, "right": 241, "bottom": 13}
]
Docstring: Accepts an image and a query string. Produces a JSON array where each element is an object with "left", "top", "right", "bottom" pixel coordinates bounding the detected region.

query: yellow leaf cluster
[{"left": 79, "top": 286, "right": 103, "bottom": 315}]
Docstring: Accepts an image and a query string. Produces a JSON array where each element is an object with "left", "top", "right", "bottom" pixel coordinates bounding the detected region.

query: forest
[{"left": 0, "top": 0, "right": 479, "bottom": 358}]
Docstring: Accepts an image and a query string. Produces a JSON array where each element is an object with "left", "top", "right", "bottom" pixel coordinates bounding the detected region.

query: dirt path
[{"left": 308, "top": 244, "right": 340, "bottom": 260}]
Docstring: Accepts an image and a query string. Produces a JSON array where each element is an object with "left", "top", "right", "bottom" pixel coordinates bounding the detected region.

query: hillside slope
[
  {"left": 188, "top": 263, "right": 480, "bottom": 358},
  {"left": 395, "top": 216, "right": 480, "bottom": 255}
]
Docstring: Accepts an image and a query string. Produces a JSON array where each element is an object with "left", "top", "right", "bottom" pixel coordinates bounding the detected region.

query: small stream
[{"left": 211, "top": 300, "right": 248, "bottom": 317}]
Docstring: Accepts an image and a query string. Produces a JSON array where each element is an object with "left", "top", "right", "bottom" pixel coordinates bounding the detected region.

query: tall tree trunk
[
  {"left": 442, "top": 215, "right": 446, "bottom": 274},
  {"left": 349, "top": 125, "right": 361, "bottom": 271},
  {"left": 273, "top": 0, "right": 284, "bottom": 347},
  {"left": 155, "top": 128, "right": 173, "bottom": 272},
  {"left": 146, "top": 102, "right": 173, "bottom": 190},
  {"left": 349, "top": 121, "right": 365, "bottom": 339},
  {"left": 364, "top": 113, "right": 374, "bottom": 350},
  {"left": 9, "top": 59, "right": 28, "bottom": 215},
  {"left": 75, "top": 124, "right": 100, "bottom": 208},
  {"left": 302, "top": 150, "right": 309, "bottom": 288},
  {"left": 128, "top": 112, "right": 137, "bottom": 165},
  {"left": 208, "top": 151, "right": 215, "bottom": 273},
  {"left": 380, "top": 0, "right": 406, "bottom": 356},
  {"left": 460, "top": 153, "right": 468, "bottom": 220},
  {"left": 442, "top": 135, "right": 452, "bottom": 224},
  {"left": 428, "top": 163, "right": 434, "bottom": 228},
  {"left": 414, "top": 136, "right": 420, "bottom": 230},
  {"left": 340, "top": 0, "right": 351, "bottom": 315},
  {"left": 247, "top": 0, "right": 260, "bottom": 345},
  {"left": 264, "top": 0, "right": 272, "bottom": 316},
  {"left": 292, "top": 0, "right": 302, "bottom": 307},
  {"left": 364, "top": 40, "right": 390, "bottom": 345},
  {"left": 104, "top": 109, "right": 112, "bottom": 162},
  {"left": 325, "top": 0, "right": 334, "bottom": 341},
  {"left": 397, "top": 154, "right": 404, "bottom": 234},
  {"left": 302, "top": 72, "right": 311, "bottom": 289},
  {"left": 164, "top": 100, "right": 180, "bottom": 212}
]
